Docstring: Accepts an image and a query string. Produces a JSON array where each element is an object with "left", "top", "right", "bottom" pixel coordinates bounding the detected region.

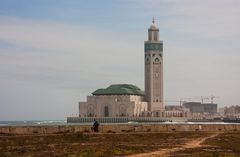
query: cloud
[
  {"left": 0, "top": 15, "right": 125, "bottom": 52},
  {"left": 124, "top": 0, "right": 240, "bottom": 40},
  {"left": 0, "top": 15, "right": 145, "bottom": 120},
  {"left": 0, "top": 16, "right": 144, "bottom": 89}
]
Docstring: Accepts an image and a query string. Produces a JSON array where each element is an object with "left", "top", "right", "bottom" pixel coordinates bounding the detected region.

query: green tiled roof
[{"left": 92, "top": 84, "right": 144, "bottom": 96}]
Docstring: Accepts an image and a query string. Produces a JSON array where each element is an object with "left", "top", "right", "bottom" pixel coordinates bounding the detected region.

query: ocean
[
  {"left": 0, "top": 120, "right": 234, "bottom": 126},
  {"left": 0, "top": 120, "right": 67, "bottom": 126}
]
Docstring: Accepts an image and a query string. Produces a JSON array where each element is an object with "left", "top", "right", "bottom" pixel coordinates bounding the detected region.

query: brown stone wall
[{"left": 1, "top": 124, "right": 240, "bottom": 135}]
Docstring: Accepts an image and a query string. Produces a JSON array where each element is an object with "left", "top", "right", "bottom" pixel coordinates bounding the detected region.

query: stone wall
[{"left": 0, "top": 124, "right": 240, "bottom": 135}]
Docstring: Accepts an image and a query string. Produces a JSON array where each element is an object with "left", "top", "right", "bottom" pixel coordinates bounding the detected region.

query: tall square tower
[{"left": 144, "top": 18, "right": 164, "bottom": 112}]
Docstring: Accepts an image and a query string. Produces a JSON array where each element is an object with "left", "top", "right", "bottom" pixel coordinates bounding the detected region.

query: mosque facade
[{"left": 78, "top": 18, "right": 166, "bottom": 118}]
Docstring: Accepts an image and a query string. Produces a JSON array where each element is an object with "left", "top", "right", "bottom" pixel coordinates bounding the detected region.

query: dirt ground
[
  {"left": 128, "top": 133, "right": 220, "bottom": 157},
  {"left": 0, "top": 131, "right": 240, "bottom": 157}
]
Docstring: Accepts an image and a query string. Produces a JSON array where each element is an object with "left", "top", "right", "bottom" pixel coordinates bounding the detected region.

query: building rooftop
[{"left": 92, "top": 84, "right": 144, "bottom": 96}]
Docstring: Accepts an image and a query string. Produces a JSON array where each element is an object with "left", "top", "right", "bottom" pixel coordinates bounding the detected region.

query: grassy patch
[{"left": 0, "top": 132, "right": 225, "bottom": 157}]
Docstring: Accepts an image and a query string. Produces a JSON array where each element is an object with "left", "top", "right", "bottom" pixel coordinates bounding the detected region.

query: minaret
[{"left": 144, "top": 17, "right": 164, "bottom": 113}]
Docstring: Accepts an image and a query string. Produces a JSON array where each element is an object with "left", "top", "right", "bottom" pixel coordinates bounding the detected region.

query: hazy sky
[{"left": 0, "top": 0, "right": 240, "bottom": 120}]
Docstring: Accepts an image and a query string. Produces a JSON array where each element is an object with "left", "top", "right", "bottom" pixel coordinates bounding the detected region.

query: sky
[{"left": 0, "top": 0, "right": 240, "bottom": 120}]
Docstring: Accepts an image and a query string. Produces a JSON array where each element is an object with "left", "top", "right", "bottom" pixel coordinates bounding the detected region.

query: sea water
[
  {"left": 0, "top": 120, "right": 235, "bottom": 126},
  {"left": 0, "top": 120, "right": 67, "bottom": 126}
]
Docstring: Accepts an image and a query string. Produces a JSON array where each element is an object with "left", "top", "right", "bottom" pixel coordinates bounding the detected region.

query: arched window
[
  {"left": 154, "top": 57, "right": 160, "bottom": 63},
  {"left": 154, "top": 32, "right": 158, "bottom": 41},
  {"left": 104, "top": 106, "right": 109, "bottom": 117},
  {"left": 119, "top": 104, "right": 127, "bottom": 117}
]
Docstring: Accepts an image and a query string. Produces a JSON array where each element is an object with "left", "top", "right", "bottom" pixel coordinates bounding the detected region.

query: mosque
[{"left": 68, "top": 18, "right": 188, "bottom": 123}]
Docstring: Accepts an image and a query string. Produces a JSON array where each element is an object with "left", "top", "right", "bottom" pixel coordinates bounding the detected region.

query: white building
[
  {"left": 79, "top": 84, "right": 148, "bottom": 117},
  {"left": 78, "top": 18, "right": 165, "bottom": 118},
  {"left": 69, "top": 18, "right": 188, "bottom": 123}
]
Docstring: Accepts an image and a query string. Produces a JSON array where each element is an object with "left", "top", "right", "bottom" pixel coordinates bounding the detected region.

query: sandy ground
[{"left": 128, "top": 133, "right": 220, "bottom": 157}]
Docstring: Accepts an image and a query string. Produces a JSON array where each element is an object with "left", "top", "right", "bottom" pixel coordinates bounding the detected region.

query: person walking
[{"left": 92, "top": 119, "right": 100, "bottom": 132}]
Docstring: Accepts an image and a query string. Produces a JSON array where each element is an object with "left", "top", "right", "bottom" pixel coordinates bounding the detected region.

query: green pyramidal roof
[{"left": 92, "top": 84, "right": 144, "bottom": 96}]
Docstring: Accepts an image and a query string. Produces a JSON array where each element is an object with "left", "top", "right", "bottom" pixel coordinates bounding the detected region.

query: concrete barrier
[{"left": 0, "top": 124, "right": 240, "bottom": 135}]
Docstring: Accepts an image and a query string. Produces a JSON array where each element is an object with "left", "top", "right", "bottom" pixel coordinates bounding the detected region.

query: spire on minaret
[
  {"left": 149, "top": 16, "right": 158, "bottom": 30},
  {"left": 148, "top": 17, "right": 159, "bottom": 41}
]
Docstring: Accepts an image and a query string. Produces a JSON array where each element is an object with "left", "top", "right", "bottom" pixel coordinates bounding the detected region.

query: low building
[
  {"left": 165, "top": 105, "right": 189, "bottom": 118},
  {"left": 223, "top": 105, "right": 240, "bottom": 118},
  {"left": 182, "top": 102, "right": 217, "bottom": 113},
  {"left": 79, "top": 84, "right": 148, "bottom": 117}
]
